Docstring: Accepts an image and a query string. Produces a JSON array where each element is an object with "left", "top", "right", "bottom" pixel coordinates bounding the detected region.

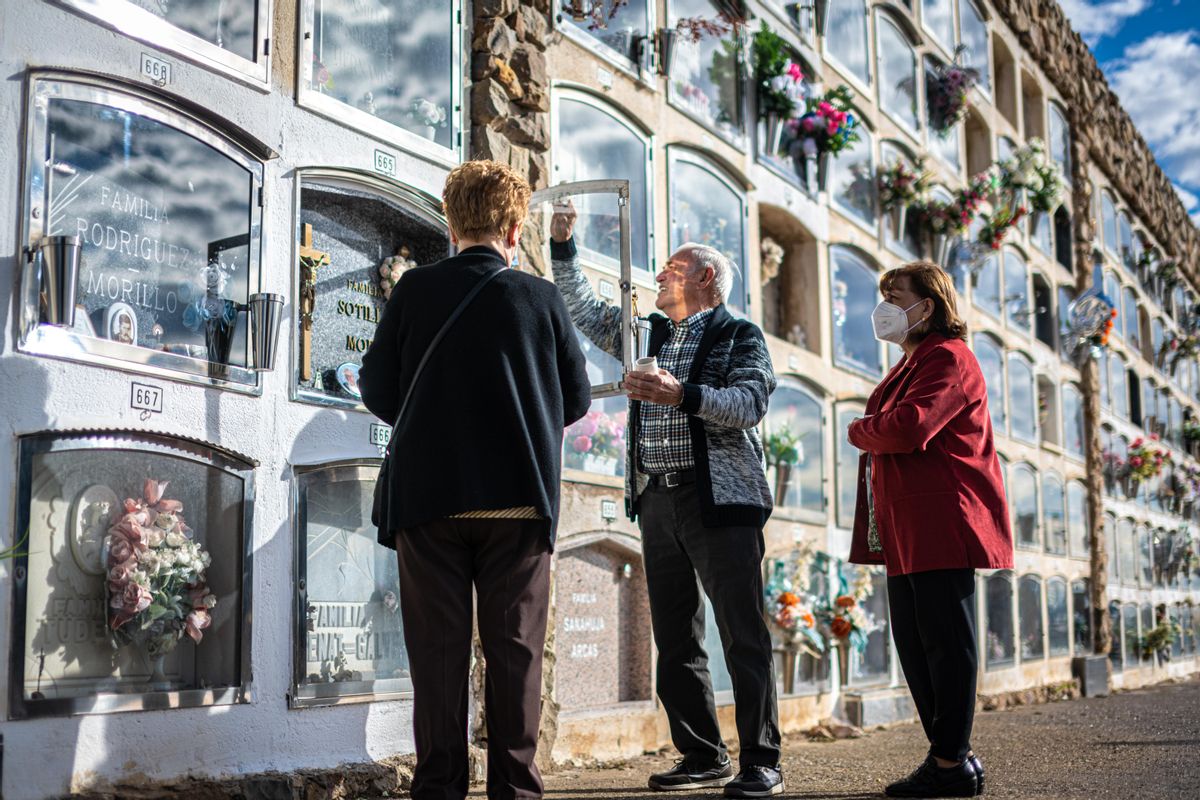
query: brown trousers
[{"left": 395, "top": 518, "right": 551, "bottom": 800}]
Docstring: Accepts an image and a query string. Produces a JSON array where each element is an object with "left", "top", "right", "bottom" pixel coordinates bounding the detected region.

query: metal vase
[
  {"left": 655, "top": 27, "right": 679, "bottom": 77},
  {"left": 204, "top": 299, "right": 239, "bottom": 374},
  {"left": 764, "top": 113, "right": 786, "bottom": 157},
  {"left": 38, "top": 234, "right": 82, "bottom": 327},
  {"left": 801, "top": 152, "right": 830, "bottom": 194},
  {"left": 1030, "top": 210, "right": 1046, "bottom": 240},
  {"left": 814, "top": 0, "right": 830, "bottom": 37},
  {"left": 930, "top": 231, "right": 952, "bottom": 268},
  {"left": 634, "top": 316, "right": 652, "bottom": 361},
  {"left": 888, "top": 205, "right": 908, "bottom": 240},
  {"left": 248, "top": 292, "right": 284, "bottom": 371},
  {"left": 773, "top": 462, "right": 793, "bottom": 507}
]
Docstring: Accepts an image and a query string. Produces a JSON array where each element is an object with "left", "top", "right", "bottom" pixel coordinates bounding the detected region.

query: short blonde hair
[{"left": 442, "top": 160, "right": 531, "bottom": 242}]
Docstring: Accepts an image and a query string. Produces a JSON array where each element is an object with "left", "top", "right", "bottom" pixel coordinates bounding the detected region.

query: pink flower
[
  {"left": 108, "top": 536, "right": 134, "bottom": 566},
  {"left": 801, "top": 116, "right": 816, "bottom": 132},
  {"left": 108, "top": 563, "right": 133, "bottom": 584},
  {"left": 185, "top": 609, "right": 211, "bottom": 643},
  {"left": 111, "top": 581, "right": 152, "bottom": 620},
  {"left": 787, "top": 62, "right": 803, "bottom": 81},
  {"left": 827, "top": 119, "right": 839, "bottom": 136},
  {"left": 573, "top": 435, "right": 593, "bottom": 454},
  {"left": 156, "top": 498, "right": 183, "bottom": 514},
  {"left": 144, "top": 479, "right": 169, "bottom": 505}
]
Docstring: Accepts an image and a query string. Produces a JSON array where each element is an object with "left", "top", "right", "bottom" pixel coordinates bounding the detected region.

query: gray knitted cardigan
[{"left": 551, "top": 238, "right": 777, "bottom": 528}]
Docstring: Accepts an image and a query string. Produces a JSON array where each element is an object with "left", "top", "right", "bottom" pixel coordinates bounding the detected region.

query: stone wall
[{"left": 990, "top": 0, "right": 1200, "bottom": 280}]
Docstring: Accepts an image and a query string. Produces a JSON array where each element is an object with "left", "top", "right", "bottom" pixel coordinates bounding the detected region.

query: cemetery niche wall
[
  {"left": 291, "top": 460, "right": 410, "bottom": 707},
  {"left": 9, "top": 430, "right": 255, "bottom": 719},
  {"left": 554, "top": 537, "right": 651, "bottom": 711},
  {"left": 293, "top": 172, "right": 449, "bottom": 408},
  {"left": 17, "top": 74, "right": 267, "bottom": 390}
]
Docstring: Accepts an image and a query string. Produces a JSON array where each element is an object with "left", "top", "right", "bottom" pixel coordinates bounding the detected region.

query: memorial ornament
[{"left": 103, "top": 478, "right": 217, "bottom": 685}]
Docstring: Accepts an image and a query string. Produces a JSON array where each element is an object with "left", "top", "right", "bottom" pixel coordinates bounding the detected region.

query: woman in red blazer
[{"left": 847, "top": 262, "right": 1012, "bottom": 799}]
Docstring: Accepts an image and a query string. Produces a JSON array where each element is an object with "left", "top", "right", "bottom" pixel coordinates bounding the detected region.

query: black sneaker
[
  {"left": 967, "top": 754, "right": 984, "bottom": 795},
  {"left": 885, "top": 758, "right": 977, "bottom": 798},
  {"left": 723, "top": 765, "right": 783, "bottom": 798},
  {"left": 648, "top": 755, "right": 734, "bottom": 791}
]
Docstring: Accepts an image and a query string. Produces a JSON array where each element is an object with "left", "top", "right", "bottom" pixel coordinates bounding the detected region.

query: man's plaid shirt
[{"left": 639, "top": 307, "right": 715, "bottom": 474}]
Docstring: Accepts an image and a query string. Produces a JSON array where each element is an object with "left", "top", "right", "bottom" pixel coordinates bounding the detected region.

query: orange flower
[
  {"left": 800, "top": 611, "right": 815, "bottom": 628},
  {"left": 830, "top": 616, "right": 852, "bottom": 637},
  {"left": 835, "top": 594, "right": 856, "bottom": 608},
  {"left": 779, "top": 592, "right": 800, "bottom": 607}
]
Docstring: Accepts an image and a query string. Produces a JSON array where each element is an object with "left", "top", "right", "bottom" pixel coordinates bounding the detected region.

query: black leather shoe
[
  {"left": 967, "top": 754, "right": 984, "bottom": 795},
  {"left": 885, "top": 759, "right": 977, "bottom": 798},
  {"left": 648, "top": 755, "right": 734, "bottom": 791},
  {"left": 723, "top": 765, "right": 783, "bottom": 797}
]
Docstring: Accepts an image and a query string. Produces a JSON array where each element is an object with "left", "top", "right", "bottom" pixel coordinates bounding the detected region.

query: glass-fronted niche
[
  {"left": 292, "top": 461, "right": 410, "bottom": 706},
  {"left": 294, "top": 172, "right": 449, "bottom": 408},
  {"left": 668, "top": 0, "right": 745, "bottom": 145},
  {"left": 10, "top": 431, "right": 254, "bottom": 719},
  {"left": 560, "top": 0, "right": 653, "bottom": 70},
  {"left": 58, "top": 0, "right": 268, "bottom": 83},
  {"left": 19, "top": 76, "right": 266, "bottom": 391},
  {"left": 299, "top": 0, "right": 460, "bottom": 159}
]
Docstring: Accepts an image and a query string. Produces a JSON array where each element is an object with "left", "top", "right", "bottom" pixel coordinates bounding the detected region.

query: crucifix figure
[{"left": 298, "top": 223, "right": 330, "bottom": 381}]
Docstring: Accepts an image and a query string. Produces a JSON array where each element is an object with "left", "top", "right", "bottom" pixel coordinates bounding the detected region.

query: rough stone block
[
  {"left": 471, "top": 78, "right": 510, "bottom": 125},
  {"left": 502, "top": 113, "right": 551, "bottom": 151},
  {"left": 476, "top": 0, "right": 518, "bottom": 18},
  {"left": 515, "top": 5, "right": 550, "bottom": 49},
  {"left": 474, "top": 16, "right": 518, "bottom": 60},
  {"left": 494, "top": 57, "right": 525, "bottom": 101},
  {"left": 529, "top": 150, "right": 551, "bottom": 189},
  {"left": 511, "top": 43, "right": 548, "bottom": 88},
  {"left": 472, "top": 52, "right": 498, "bottom": 81},
  {"left": 515, "top": 82, "right": 550, "bottom": 112},
  {"left": 473, "top": 123, "right": 513, "bottom": 163}
]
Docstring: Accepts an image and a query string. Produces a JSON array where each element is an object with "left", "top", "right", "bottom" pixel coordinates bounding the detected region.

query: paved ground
[{"left": 481, "top": 675, "right": 1200, "bottom": 800}]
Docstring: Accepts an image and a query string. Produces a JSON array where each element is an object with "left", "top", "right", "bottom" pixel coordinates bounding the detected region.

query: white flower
[
  {"left": 166, "top": 531, "right": 187, "bottom": 548},
  {"left": 769, "top": 75, "right": 791, "bottom": 93}
]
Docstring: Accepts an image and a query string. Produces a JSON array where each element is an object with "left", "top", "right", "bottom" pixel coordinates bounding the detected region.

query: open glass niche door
[{"left": 527, "top": 179, "right": 647, "bottom": 400}]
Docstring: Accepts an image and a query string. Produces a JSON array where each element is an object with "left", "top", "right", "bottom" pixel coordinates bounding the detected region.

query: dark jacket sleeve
[
  {"left": 848, "top": 348, "right": 968, "bottom": 454},
  {"left": 359, "top": 279, "right": 404, "bottom": 424},
  {"left": 552, "top": 287, "right": 592, "bottom": 426},
  {"left": 680, "top": 323, "right": 776, "bottom": 430}
]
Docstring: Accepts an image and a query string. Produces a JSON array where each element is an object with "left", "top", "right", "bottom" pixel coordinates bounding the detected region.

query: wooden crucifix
[{"left": 298, "top": 223, "right": 330, "bottom": 381}]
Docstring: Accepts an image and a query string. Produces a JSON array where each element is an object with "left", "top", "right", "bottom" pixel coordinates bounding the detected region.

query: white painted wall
[{"left": 0, "top": 2, "right": 456, "bottom": 796}]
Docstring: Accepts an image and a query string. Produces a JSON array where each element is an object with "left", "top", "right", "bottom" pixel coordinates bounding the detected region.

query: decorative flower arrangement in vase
[
  {"left": 927, "top": 47, "right": 980, "bottom": 136},
  {"left": 1166, "top": 332, "right": 1200, "bottom": 375},
  {"left": 763, "top": 547, "right": 825, "bottom": 689},
  {"left": 998, "top": 138, "right": 1065, "bottom": 239},
  {"left": 1157, "top": 258, "right": 1181, "bottom": 291},
  {"left": 408, "top": 98, "right": 448, "bottom": 140},
  {"left": 764, "top": 422, "right": 803, "bottom": 506},
  {"left": 1127, "top": 435, "right": 1170, "bottom": 496},
  {"left": 816, "top": 566, "right": 878, "bottom": 679},
  {"left": 377, "top": 246, "right": 418, "bottom": 300},
  {"left": 104, "top": 479, "right": 217, "bottom": 689},
  {"left": 788, "top": 85, "right": 860, "bottom": 192},
  {"left": 1102, "top": 449, "right": 1126, "bottom": 494},
  {"left": 312, "top": 55, "right": 334, "bottom": 91},
  {"left": 876, "top": 157, "right": 932, "bottom": 240},
  {"left": 976, "top": 197, "right": 1027, "bottom": 252},
  {"left": 913, "top": 170, "right": 993, "bottom": 266},
  {"left": 750, "top": 22, "right": 807, "bottom": 156},
  {"left": 564, "top": 409, "right": 627, "bottom": 475}
]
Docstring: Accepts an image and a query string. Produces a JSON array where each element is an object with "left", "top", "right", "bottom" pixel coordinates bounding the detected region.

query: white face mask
[{"left": 871, "top": 300, "right": 925, "bottom": 344}]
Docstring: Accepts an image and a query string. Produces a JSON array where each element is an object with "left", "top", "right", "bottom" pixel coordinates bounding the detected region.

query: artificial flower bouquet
[
  {"left": 789, "top": 85, "right": 860, "bottom": 159},
  {"left": 877, "top": 157, "right": 932, "bottom": 213},
  {"left": 764, "top": 422, "right": 803, "bottom": 467},
  {"left": 999, "top": 138, "right": 1065, "bottom": 213},
  {"left": 817, "top": 567, "right": 878, "bottom": 652},
  {"left": 916, "top": 170, "right": 995, "bottom": 237},
  {"left": 378, "top": 246, "right": 418, "bottom": 300},
  {"left": 565, "top": 408, "right": 627, "bottom": 469},
  {"left": 104, "top": 479, "right": 217, "bottom": 658},
  {"left": 751, "top": 22, "right": 807, "bottom": 118},
  {"left": 763, "top": 550, "right": 824, "bottom": 656},
  {"left": 927, "top": 46, "right": 980, "bottom": 135},
  {"left": 1127, "top": 435, "right": 1170, "bottom": 482}
]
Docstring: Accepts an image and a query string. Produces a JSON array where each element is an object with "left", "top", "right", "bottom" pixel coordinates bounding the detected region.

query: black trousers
[
  {"left": 887, "top": 568, "right": 978, "bottom": 763},
  {"left": 395, "top": 519, "right": 552, "bottom": 800},
  {"left": 639, "top": 483, "right": 781, "bottom": 768}
]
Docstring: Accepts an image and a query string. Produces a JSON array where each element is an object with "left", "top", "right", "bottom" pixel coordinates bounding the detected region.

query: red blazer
[{"left": 847, "top": 333, "right": 1013, "bottom": 576}]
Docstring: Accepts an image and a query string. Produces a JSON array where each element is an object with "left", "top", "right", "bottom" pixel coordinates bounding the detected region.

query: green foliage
[{"left": 765, "top": 423, "right": 802, "bottom": 467}]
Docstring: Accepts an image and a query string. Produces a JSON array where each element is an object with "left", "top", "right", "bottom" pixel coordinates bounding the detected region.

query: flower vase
[
  {"left": 773, "top": 462, "right": 793, "bottom": 507},
  {"left": 764, "top": 113, "right": 786, "bottom": 157},
  {"left": 204, "top": 298, "right": 239, "bottom": 377},
  {"left": 814, "top": 0, "right": 830, "bottom": 37},
  {"left": 888, "top": 204, "right": 908, "bottom": 240},
  {"left": 801, "top": 152, "right": 830, "bottom": 194},
  {"left": 780, "top": 646, "right": 797, "bottom": 695},
  {"left": 1029, "top": 210, "right": 1047, "bottom": 240},
  {"left": 146, "top": 652, "right": 173, "bottom": 691},
  {"left": 929, "top": 231, "right": 954, "bottom": 268},
  {"left": 1125, "top": 476, "right": 1140, "bottom": 501},
  {"left": 835, "top": 638, "right": 849, "bottom": 688},
  {"left": 423, "top": 125, "right": 437, "bottom": 141}
]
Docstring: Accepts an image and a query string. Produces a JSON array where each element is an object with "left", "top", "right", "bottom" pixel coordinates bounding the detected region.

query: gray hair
[{"left": 682, "top": 243, "right": 737, "bottom": 305}]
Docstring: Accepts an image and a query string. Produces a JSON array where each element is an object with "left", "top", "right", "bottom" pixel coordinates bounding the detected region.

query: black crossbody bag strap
[{"left": 386, "top": 267, "right": 504, "bottom": 446}]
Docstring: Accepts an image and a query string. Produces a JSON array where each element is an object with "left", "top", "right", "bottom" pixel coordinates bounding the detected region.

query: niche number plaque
[
  {"left": 369, "top": 423, "right": 392, "bottom": 447},
  {"left": 140, "top": 53, "right": 173, "bottom": 86},
  {"left": 373, "top": 149, "right": 397, "bottom": 178},
  {"left": 130, "top": 382, "right": 164, "bottom": 417}
]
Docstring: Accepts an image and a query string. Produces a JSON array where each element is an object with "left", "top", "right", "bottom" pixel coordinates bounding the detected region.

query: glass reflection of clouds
[
  {"left": 563, "top": 0, "right": 650, "bottom": 63},
  {"left": 312, "top": 0, "right": 454, "bottom": 149},
  {"left": 669, "top": 0, "right": 742, "bottom": 140},
  {"left": 557, "top": 98, "right": 649, "bottom": 272},
  {"left": 43, "top": 97, "right": 255, "bottom": 365},
  {"left": 831, "top": 248, "right": 880, "bottom": 376},
  {"left": 878, "top": 19, "right": 918, "bottom": 131},
  {"left": 128, "top": 0, "right": 256, "bottom": 59},
  {"left": 563, "top": 330, "right": 627, "bottom": 478},
  {"left": 765, "top": 383, "right": 824, "bottom": 515},
  {"left": 669, "top": 158, "right": 746, "bottom": 311}
]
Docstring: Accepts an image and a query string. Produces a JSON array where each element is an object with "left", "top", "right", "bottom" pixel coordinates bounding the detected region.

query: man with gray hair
[{"left": 550, "top": 205, "right": 782, "bottom": 797}]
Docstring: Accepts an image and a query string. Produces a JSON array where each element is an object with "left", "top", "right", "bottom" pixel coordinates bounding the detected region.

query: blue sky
[{"left": 1059, "top": 0, "right": 1200, "bottom": 225}]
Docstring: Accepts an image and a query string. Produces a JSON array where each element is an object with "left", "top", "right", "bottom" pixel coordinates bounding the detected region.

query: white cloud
[
  {"left": 1059, "top": 0, "right": 1152, "bottom": 44},
  {"left": 1105, "top": 31, "right": 1200, "bottom": 227}
]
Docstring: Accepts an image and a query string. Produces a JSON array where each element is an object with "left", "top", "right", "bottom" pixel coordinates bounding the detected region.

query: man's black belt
[{"left": 646, "top": 469, "right": 696, "bottom": 488}]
